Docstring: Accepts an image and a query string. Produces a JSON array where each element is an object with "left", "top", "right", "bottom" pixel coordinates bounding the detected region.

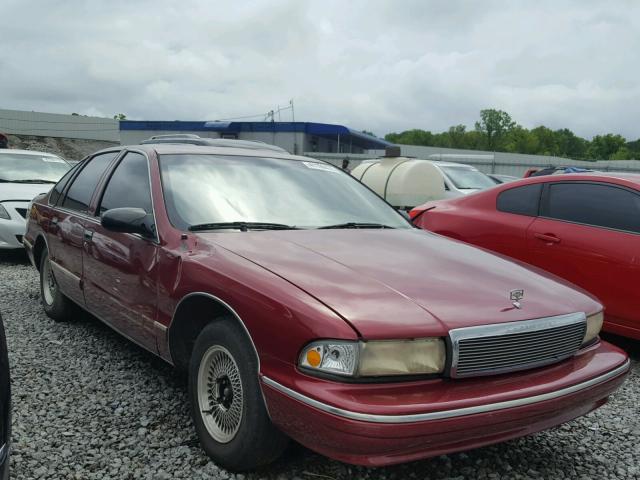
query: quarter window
[
  {"left": 497, "top": 184, "right": 542, "bottom": 216},
  {"left": 98, "top": 152, "right": 152, "bottom": 216},
  {"left": 49, "top": 162, "right": 81, "bottom": 205},
  {"left": 61, "top": 152, "right": 119, "bottom": 213},
  {"left": 546, "top": 183, "right": 640, "bottom": 233}
]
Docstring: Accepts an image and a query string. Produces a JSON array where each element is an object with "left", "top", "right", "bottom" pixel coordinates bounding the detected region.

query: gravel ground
[{"left": 1, "top": 251, "right": 638, "bottom": 480}]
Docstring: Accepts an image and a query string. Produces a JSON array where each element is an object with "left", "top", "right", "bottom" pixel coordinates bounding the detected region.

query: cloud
[{"left": 0, "top": 0, "right": 638, "bottom": 139}]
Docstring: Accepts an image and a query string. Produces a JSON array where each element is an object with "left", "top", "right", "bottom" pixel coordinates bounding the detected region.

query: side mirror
[{"left": 101, "top": 207, "right": 155, "bottom": 238}]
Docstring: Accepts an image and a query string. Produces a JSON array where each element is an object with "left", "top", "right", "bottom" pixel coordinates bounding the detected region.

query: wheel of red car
[
  {"left": 188, "top": 319, "right": 288, "bottom": 471},
  {"left": 39, "top": 249, "right": 74, "bottom": 322}
]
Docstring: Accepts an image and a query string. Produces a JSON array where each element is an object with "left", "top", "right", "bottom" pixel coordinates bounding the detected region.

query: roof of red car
[
  {"left": 507, "top": 171, "right": 640, "bottom": 187},
  {"left": 92, "top": 143, "right": 316, "bottom": 163}
]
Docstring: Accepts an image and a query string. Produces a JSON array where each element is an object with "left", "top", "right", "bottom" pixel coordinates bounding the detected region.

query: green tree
[
  {"left": 474, "top": 109, "right": 516, "bottom": 150},
  {"left": 626, "top": 139, "right": 640, "bottom": 158},
  {"left": 554, "top": 128, "right": 588, "bottom": 159},
  {"left": 445, "top": 125, "right": 468, "bottom": 149},
  {"left": 504, "top": 126, "right": 539, "bottom": 154},
  {"left": 530, "top": 126, "right": 559, "bottom": 156},
  {"left": 610, "top": 147, "right": 633, "bottom": 160},
  {"left": 113, "top": 113, "right": 127, "bottom": 120},
  {"left": 587, "top": 134, "right": 627, "bottom": 160},
  {"left": 384, "top": 129, "right": 435, "bottom": 146}
]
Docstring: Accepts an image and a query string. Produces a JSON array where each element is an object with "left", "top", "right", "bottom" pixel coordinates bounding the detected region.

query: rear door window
[
  {"left": 545, "top": 182, "right": 640, "bottom": 233},
  {"left": 497, "top": 184, "right": 542, "bottom": 216},
  {"left": 61, "top": 152, "right": 119, "bottom": 213}
]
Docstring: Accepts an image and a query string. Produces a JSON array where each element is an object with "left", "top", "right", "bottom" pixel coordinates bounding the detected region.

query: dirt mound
[{"left": 5, "top": 134, "right": 118, "bottom": 161}]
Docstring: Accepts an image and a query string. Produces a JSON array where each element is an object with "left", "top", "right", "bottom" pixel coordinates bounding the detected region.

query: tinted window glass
[
  {"left": 49, "top": 162, "right": 81, "bottom": 205},
  {"left": 61, "top": 152, "right": 118, "bottom": 213},
  {"left": 98, "top": 152, "right": 152, "bottom": 215},
  {"left": 497, "top": 184, "right": 542, "bottom": 216},
  {"left": 547, "top": 183, "right": 640, "bottom": 233}
]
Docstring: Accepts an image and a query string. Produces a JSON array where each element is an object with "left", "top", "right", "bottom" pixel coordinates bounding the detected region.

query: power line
[{"left": 215, "top": 102, "right": 294, "bottom": 122}]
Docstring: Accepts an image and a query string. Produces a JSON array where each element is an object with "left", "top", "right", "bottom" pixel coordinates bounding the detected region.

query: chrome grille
[{"left": 449, "top": 313, "right": 587, "bottom": 378}]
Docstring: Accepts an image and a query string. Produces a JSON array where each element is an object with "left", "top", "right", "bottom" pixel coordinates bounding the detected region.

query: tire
[
  {"left": 188, "top": 320, "right": 288, "bottom": 471},
  {"left": 39, "top": 249, "right": 74, "bottom": 322}
]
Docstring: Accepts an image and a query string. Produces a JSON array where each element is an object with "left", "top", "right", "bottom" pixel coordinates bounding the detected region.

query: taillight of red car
[{"left": 409, "top": 205, "right": 436, "bottom": 222}]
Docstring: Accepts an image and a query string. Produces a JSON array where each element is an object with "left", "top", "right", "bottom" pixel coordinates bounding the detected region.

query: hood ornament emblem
[{"left": 510, "top": 289, "right": 524, "bottom": 309}]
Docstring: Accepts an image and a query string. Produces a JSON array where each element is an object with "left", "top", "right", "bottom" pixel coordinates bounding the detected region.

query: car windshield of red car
[{"left": 158, "top": 154, "right": 411, "bottom": 231}]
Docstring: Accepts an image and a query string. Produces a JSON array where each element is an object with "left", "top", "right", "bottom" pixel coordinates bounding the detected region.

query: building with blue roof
[{"left": 119, "top": 120, "right": 390, "bottom": 155}]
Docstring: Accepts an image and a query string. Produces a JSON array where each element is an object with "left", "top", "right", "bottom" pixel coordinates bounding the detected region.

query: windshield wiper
[
  {"left": 188, "top": 221, "right": 299, "bottom": 232},
  {"left": 4, "top": 179, "right": 57, "bottom": 184},
  {"left": 318, "top": 222, "right": 395, "bottom": 229}
]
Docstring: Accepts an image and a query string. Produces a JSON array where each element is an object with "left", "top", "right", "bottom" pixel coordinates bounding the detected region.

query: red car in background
[
  {"left": 23, "top": 142, "right": 629, "bottom": 470},
  {"left": 412, "top": 173, "right": 640, "bottom": 340}
]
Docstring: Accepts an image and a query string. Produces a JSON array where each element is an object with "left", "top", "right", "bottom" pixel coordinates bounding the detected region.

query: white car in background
[
  {"left": 0, "top": 149, "right": 71, "bottom": 249},
  {"left": 429, "top": 161, "right": 497, "bottom": 197}
]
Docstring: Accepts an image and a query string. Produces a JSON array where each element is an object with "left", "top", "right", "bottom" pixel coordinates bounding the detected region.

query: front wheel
[
  {"left": 188, "top": 320, "right": 288, "bottom": 471},
  {"left": 39, "top": 249, "right": 74, "bottom": 322}
]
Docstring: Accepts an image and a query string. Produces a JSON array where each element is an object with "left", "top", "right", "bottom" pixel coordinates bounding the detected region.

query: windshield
[
  {"left": 0, "top": 152, "right": 70, "bottom": 182},
  {"left": 440, "top": 166, "right": 496, "bottom": 190},
  {"left": 159, "top": 154, "right": 411, "bottom": 230}
]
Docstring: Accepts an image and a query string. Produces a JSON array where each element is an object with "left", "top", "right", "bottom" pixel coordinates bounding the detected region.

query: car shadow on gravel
[
  {"left": 0, "top": 250, "right": 29, "bottom": 266},
  {"left": 602, "top": 332, "right": 640, "bottom": 360}
]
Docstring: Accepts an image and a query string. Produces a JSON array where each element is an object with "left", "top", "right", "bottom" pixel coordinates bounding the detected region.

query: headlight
[
  {"left": 299, "top": 338, "right": 446, "bottom": 378},
  {"left": 583, "top": 311, "right": 604, "bottom": 345},
  {"left": 0, "top": 204, "right": 9, "bottom": 220}
]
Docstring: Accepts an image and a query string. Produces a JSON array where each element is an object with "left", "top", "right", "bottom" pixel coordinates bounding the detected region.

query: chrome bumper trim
[{"left": 261, "top": 359, "right": 630, "bottom": 424}]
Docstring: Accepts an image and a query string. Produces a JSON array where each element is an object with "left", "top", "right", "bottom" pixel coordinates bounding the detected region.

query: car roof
[
  {"left": 93, "top": 143, "right": 319, "bottom": 163},
  {"left": 501, "top": 171, "right": 640, "bottom": 188},
  {"left": 431, "top": 161, "right": 478, "bottom": 168},
  {"left": 0, "top": 148, "right": 63, "bottom": 157}
]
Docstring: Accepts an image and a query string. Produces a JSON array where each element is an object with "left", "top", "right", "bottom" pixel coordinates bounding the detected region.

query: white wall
[{"left": 0, "top": 108, "right": 119, "bottom": 142}]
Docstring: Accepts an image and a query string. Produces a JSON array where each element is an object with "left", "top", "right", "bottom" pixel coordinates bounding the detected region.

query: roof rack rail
[{"left": 139, "top": 134, "right": 288, "bottom": 153}]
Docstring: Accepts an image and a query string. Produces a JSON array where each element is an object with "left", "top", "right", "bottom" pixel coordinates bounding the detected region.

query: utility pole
[{"left": 290, "top": 99, "right": 297, "bottom": 154}]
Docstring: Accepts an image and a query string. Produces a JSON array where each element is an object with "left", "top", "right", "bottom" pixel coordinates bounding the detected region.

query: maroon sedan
[
  {"left": 411, "top": 173, "right": 640, "bottom": 341},
  {"left": 24, "top": 144, "right": 629, "bottom": 470}
]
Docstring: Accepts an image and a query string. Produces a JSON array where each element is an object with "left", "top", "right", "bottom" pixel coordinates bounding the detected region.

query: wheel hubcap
[
  {"left": 197, "top": 345, "right": 244, "bottom": 443},
  {"left": 42, "top": 258, "right": 57, "bottom": 306}
]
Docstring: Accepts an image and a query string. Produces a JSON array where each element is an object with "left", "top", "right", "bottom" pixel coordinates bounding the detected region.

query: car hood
[
  {"left": 0, "top": 183, "right": 53, "bottom": 202},
  {"left": 202, "top": 229, "right": 599, "bottom": 339}
]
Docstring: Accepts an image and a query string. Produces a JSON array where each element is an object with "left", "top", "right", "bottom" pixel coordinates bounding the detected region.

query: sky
[{"left": 1, "top": 0, "right": 638, "bottom": 140}]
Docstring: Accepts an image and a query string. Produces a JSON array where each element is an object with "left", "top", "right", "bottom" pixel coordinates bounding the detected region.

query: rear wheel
[
  {"left": 188, "top": 320, "right": 288, "bottom": 471},
  {"left": 39, "top": 250, "right": 74, "bottom": 322}
]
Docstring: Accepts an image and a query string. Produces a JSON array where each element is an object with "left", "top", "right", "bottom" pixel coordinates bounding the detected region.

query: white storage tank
[{"left": 351, "top": 147, "right": 446, "bottom": 210}]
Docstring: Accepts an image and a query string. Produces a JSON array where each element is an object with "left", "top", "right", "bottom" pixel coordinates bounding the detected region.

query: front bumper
[
  {"left": 0, "top": 444, "right": 8, "bottom": 480},
  {"left": 0, "top": 201, "right": 29, "bottom": 250},
  {"left": 261, "top": 340, "right": 629, "bottom": 466}
]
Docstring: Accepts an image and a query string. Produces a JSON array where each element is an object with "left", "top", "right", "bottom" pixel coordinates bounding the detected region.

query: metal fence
[{"left": 307, "top": 145, "right": 640, "bottom": 176}]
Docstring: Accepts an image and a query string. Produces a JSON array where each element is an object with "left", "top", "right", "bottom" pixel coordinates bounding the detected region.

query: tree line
[{"left": 383, "top": 109, "right": 639, "bottom": 161}]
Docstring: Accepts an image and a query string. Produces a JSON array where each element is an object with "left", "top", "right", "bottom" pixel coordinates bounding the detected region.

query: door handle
[
  {"left": 534, "top": 233, "right": 560, "bottom": 244},
  {"left": 83, "top": 229, "right": 94, "bottom": 243}
]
